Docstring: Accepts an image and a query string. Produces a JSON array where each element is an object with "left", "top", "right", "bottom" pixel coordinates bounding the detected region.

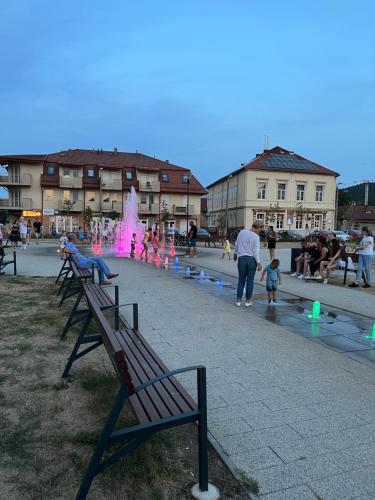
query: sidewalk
[{"left": 8, "top": 245, "right": 375, "bottom": 498}]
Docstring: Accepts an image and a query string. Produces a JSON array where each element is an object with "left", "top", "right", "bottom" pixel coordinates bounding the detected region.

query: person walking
[
  {"left": 187, "top": 221, "right": 198, "bottom": 257},
  {"left": 349, "top": 226, "right": 374, "bottom": 288},
  {"left": 19, "top": 217, "right": 28, "bottom": 249},
  {"left": 151, "top": 231, "right": 160, "bottom": 255},
  {"left": 221, "top": 236, "right": 231, "bottom": 260},
  {"left": 234, "top": 221, "right": 263, "bottom": 307},
  {"left": 140, "top": 227, "right": 152, "bottom": 260},
  {"left": 9, "top": 220, "right": 20, "bottom": 250},
  {"left": 64, "top": 233, "right": 119, "bottom": 285},
  {"left": 261, "top": 258, "right": 282, "bottom": 304},
  {"left": 33, "top": 219, "right": 42, "bottom": 244},
  {"left": 266, "top": 225, "right": 277, "bottom": 260}
]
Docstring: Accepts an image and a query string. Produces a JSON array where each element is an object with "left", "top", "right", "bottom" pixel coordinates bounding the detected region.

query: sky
[{"left": 0, "top": 0, "right": 374, "bottom": 189}]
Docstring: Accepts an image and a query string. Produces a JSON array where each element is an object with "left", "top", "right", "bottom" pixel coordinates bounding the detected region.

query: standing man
[
  {"left": 33, "top": 219, "right": 42, "bottom": 245},
  {"left": 234, "top": 221, "right": 263, "bottom": 307},
  {"left": 19, "top": 217, "right": 28, "bottom": 249},
  {"left": 187, "top": 221, "right": 198, "bottom": 257}
]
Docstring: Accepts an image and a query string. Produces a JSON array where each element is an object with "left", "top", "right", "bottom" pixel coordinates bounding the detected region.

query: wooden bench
[
  {"left": 57, "top": 257, "right": 94, "bottom": 306},
  {"left": 0, "top": 247, "right": 17, "bottom": 275},
  {"left": 63, "top": 283, "right": 210, "bottom": 500}
]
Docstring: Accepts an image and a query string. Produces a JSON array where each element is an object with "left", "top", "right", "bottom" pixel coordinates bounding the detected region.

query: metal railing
[
  {"left": 0, "top": 174, "right": 31, "bottom": 186},
  {"left": 59, "top": 176, "right": 83, "bottom": 188},
  {"left": 173, "top": 205, "right": 195, "bottom": 215},
  {"left": 139, "top": 181, "right": 160, "bottom": 192}
]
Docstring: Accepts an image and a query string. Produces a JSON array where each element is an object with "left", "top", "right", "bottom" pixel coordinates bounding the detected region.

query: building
[
  {"left": 337, "top": 204, "right": 375, "bottom": 232},
  {"left": 0, "top": 149, "right": 206, "bottom": 233},
  {"left": 206, "top": 146, "right": 339, "bottom": 234}
]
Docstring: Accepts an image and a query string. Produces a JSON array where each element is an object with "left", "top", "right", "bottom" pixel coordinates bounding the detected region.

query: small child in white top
[{"left": 59, "top": 231, "right": 68, "bottom": 259}]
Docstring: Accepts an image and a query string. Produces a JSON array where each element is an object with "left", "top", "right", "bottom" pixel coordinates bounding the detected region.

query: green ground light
[
  {"left": 312, "top": 301, "right": 321, "bottom": 320},
  {"left": 362, "top": 324, "right": 375, "bottom": 340}
]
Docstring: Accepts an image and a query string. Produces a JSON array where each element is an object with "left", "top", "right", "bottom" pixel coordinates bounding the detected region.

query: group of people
[
  {"left": 291, "top": 226, "right": 374, "bottom": 287},
  {"left": 0, "top": 218, "right": 43, "bottom": 249}
]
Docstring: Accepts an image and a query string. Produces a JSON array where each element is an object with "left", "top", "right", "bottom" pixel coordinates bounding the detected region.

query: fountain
[
  {"left": 216, "top": 277, "right": 223, "bottom": 288},
  {"left": 199, "top": 270, "right": 205, "bottom": 280},
  {"left": 115, "top": 186, "right": 143, "bottom": 254},
  {"left": 312, "top": 301, "right": 321, "bottom": 319},
  {"left": 362, "top": 324, "right": 375, "bottom": 341},
  {"left": 174, "top": 257, "right": 179, "bottom": 266},
  {"left": 184, "top": 266, "right": 191, "bottom": 278}
]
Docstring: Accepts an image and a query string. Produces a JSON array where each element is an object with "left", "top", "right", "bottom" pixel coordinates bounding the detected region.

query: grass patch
[{"left": 236, "top": 469, "right": 260, "bottom": 495}]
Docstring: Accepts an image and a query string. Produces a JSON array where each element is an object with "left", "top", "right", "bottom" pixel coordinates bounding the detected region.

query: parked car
[
  {"left": 196, "top": 228, "right": 210, "bottom": 242},
  {"left": 309, "top": 230, "right": 334, "bottom": 240},
  {"left": 332, "top": 230, "right": 351, "bottom": 242},
  {"left": 277, "top": 230, "right": 303, "bottom": 242}
]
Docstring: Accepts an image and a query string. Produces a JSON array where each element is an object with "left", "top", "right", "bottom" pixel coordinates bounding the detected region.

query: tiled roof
[
  {"left": 206, "top": 146, "right": 339, "bottom": 188},
  {"left": 0, "top": 149, "right": 206, "bottom": 194}
]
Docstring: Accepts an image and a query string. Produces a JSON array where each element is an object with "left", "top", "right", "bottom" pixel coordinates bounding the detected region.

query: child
[
  {"left": 130, "top": 233, "right": 137, "bottom": 258},
  {"left": 59, "top": 231, "right": 68, "bottom": 259},
  {"left": 78, "top": 227, "right": 85, "bottom": 247},
  {"left": 261, "top": 258, "right": 282, "bottom": 304},
  {"left": 140, "top": 228, "right": 152, "bottom": 260},
  {"left": 221, "top": 236, "right": 231, "bottom": 260},
  {"left": 151, "top": 231, "right": 159, "bottom": 255}
]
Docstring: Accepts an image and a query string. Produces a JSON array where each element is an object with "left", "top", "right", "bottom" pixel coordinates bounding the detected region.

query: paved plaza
[{"left": 6, "top": 243, "right": 375, "bottom": 499}]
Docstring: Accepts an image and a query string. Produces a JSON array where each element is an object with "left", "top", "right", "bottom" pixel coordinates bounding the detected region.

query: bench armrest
[
  {"left": 105, "top": 302, "right": 138, "bottom": 311},
  {"left": 133, "top": 365, "right": 205, "bottom": 394}
]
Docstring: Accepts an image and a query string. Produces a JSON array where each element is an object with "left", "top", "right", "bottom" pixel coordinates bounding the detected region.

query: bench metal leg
[
  {"left": 197, "top": 367, "right": 209, "bottom": 492},
  {"left": 62, "top": 313, "right": 93, "bottom": 378},
  {"left": 61, "top": 292, "right": 86, "bottom": 340},
  {"left": 56, "top": 260, "right": 68, "bottom": 284},
  {"left": 75, "top": 386, "right": 127, "bottom": 500},
  {"left": 57, "top": 270, "right": 71, "bottom": 297}
]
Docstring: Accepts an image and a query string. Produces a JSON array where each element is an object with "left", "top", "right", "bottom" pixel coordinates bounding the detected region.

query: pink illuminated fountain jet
[{"left": 115, "top": 186, "right": 143, "bottom": 254}]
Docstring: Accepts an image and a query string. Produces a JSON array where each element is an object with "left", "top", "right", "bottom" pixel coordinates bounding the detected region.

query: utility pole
[
  {"left": 225, "top": 174, "right": 233, "bottom": 236},
  {"left": 186, "top": 171, "right": 191, "bottom": 233},
  {"left": 99, "top": 167, "right": 103, "bottom": 219}
]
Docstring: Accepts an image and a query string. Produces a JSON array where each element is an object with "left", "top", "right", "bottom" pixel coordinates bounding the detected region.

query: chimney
[
  {"left": 165, "top": 160, "right": 169, "bottom": 163},
  {"left": 364, "top": 181, "right": 369, "bottom": 206},
  {"left": 114, "top": 147, "right": 118, "bottom": 153},
  {"left": 264, "top": 135, "right": 269, "bottom": 151}
]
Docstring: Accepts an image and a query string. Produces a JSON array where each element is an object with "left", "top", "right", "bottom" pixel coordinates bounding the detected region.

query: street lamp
[
  {"left": 334, "top": 182, "right": 344, "bottom": 230},
  {"left": 225, "top": 174, "right": 233, "bottom": 236},
  {"left": 99, "top": 167, "right": 103, "bottom": 218},
  {"left": 185, "top": 171, "right": 192, "bottom": 233}
]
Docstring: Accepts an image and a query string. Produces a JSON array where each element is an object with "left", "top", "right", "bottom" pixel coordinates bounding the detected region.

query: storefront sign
[
  {"left": 43, "top": 208, "right": 56, "bottom": 216},
  {"left": 22, "top": 210, "right": 41, "bottom": 217}
]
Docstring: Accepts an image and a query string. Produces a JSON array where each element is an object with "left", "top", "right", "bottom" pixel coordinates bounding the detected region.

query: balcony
[
  {"left": 0, "top": 174, "right": 31, "bottom": 186},
  {"left": 41, "top": 173, "right": 59, "bottom": 187},
  {"left": 59, "top": 176, "right": 83, "bottom": 188},
  {"left": 101, "top": 200, "right": 123, "bottom": 213},
  {"left": 139, "top": 181, "right": 160, "bottom": 192},
  {"left": 58, "top": 200, "right": 84, "bottom": 212},
  {"left": 100, "top": 179, "right": 122, "bottom": 190},
  {"left": 173, "top": 205, "right": 195, "bottom": 215},
  {"left": 138, "top": 203, "right": 159, "bottom": 214},
  {"left": 0, "top": 198, "right": 32, "bottom": 210}
]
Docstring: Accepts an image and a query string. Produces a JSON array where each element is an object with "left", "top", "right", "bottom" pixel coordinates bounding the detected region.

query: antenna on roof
[{"left": 264, "top": 135, "right": 269, "bottom": 151}]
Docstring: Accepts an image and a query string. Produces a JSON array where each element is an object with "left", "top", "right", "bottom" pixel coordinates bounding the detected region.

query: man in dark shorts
[
  {"left": 187, "top": 221, "right": 198, "bottom": 257},
  {"left": 33, "top": 219, "right": 42, "bottom": 245}
]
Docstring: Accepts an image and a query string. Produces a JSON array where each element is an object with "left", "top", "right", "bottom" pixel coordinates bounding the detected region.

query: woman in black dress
[
  {"left": 9, "top": 220, "right": 20, "bottom": 250},
  {"left": 267, "top": 225, "right": 277, "bottom": 260}
]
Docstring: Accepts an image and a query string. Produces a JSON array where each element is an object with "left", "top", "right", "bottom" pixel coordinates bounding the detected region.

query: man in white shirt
[
  {"left": 19, "top": 217, "right": 28, "bottom": 249},
  {"left": 234, "top": 221, "right": 263, "bottom": 306},
  {"left": 349, "top": 226, "right": 374, "bottom": 288}
]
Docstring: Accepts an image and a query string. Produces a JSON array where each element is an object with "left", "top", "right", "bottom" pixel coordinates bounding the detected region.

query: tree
[
  {"left": 108, "top": 210, "right": 119, "bottom": 221},
  {"left": 216, "top": 211, "right": 226, "bottom": 234},
  {"left": 61, "top": 199, "right": 74, "bottom": 216},
  {"left": 160, "top": 205, "right": 170, "bottom": 235},
  {"left": 83, "top": 206, "right": 94, "bottom": 230},
  {"left": 338, "top": 190, "right": 352, "bottom": 206}
]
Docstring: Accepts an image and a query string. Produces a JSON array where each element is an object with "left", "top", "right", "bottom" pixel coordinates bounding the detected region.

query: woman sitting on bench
[{"left": 64, "top": 233, "right": 119, "bottom": 286}]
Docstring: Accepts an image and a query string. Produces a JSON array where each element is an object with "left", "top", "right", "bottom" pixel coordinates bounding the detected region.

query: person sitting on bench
[{"left": 64, "top": 233, "right": 119, "bottom": 286}]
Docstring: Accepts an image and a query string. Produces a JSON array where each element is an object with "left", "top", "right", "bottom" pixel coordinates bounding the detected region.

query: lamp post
[
  {"left": 334, "top": 182, "right": 343, "bottom": 230},
  {"left": 185, "top": 171, "right": 191, "bottom": 233},
  {"left": 225, "top": 174, "right": 233, "bottom": 237},
  {"left": 99, "top": 167, "right": 103, "bottom": 219}
]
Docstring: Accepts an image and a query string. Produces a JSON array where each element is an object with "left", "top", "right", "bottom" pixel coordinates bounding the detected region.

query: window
[
  {"left": 296, "top": 216, "right": 303, "bottom": 229},
  {"left": 255, "top": 212, "right": 265, "bottom": 223},
  {"left": 87, "top": 169, "right": 95, "bottom": 177},
  {"left": 103, "top": 193, "right": 110, "bottom": 203},
  {"left": 47, "top": 166, "right": 55, "bottom": 175},
  {"left": 257, "top": 182, "right": 266, "bottom": 200},
  {"left": 296, "top": 184, "right": 305, "bottom": 201},
  {"left": 63, "top": 168, "right": 70, "bottom": 178},
  {"left": 277, "top": 183, "right": 286, "bottom": 201},
  {"left": 161, "top": 173, "right": 169, "bottom": 182},
  {"left": 63, "top": 190, "right": 71, "bottom": 201},
  {"left": 182, "top": 174, "right": 190, "bottom": 184},
  {"left": 111, "top": 193, "right": 118, "bottom": 202},
  {"left": 125, "top": 171, "right": 133, "bottom": 180},
  {"left": 276, "top": 214, "right": 284, "bottom": 229},
  {"left": 316, "top": 185, "right": 324, "bottom": 202},
  {"left": 87, "top": 192, "right": 95, "bottom": 202},
  {"left": 141, "top": 194, "right": 147, "bottom": 204},
  {"left": 45, "top": 190, "right": 54, "bottom": 200},
  {"left": 72, "top": 191, "right": 79, "bottom": 202},
  {"left": 73, "top": 169, "right": 79, "bottom": 178}
]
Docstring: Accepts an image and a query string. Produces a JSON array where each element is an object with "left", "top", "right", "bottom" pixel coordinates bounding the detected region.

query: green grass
[{"left": 236, "top": 469, "right": 260, "bottom": 495}]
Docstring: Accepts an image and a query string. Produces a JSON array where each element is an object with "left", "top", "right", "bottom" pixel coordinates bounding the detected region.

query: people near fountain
[
  {"left": 78, "top": 227, "right": 85, "bottom": 247},
  {"left": 19, "top": 217, "right": 28, "bottom": 249},
  {"left": 319, "top": 238, "right": 345, "bottom": 284},
  {"left": 140, "top": 228, "right": 152, "bottom": 260},
  {"left": 234, "top": 221, "right": 263, "bottom": 307},
  {"left": 130, "top": 233, "right": 137, "bottom": 258},
  {"left": 33, "top": 219, "right": 42, "bottom": 245},
  {"left": 9, "top": 220, "right": 20, "bottom": 249},
  {"left": 309, "top": 237, "right": 329, "bottom": 279},
  {"left": 221, "top": 236, "right": 231, "bottom": 260},
  {"left": 266, "top": 226, "right": 278, "bottom": 260},
  {"left": 291, "top": 239, "right": 311, "bottom": 278},
  {"left": 261, "top": 258, "right": 281, "bottom": 304},
  {"left": 59, "top": 230, "right": 68, "bottom": 259},
  {"left": 64, "top": 233, "right": 119, "bottom": 285},
  {"left": 187, "top": 221, "right": 198, "bottom": 257},
  {"left": 349, "top": 226, "right": 374, "bottom": 288},
  {"left": 151, "top": 231, "right": 160, "bottom": 255}
]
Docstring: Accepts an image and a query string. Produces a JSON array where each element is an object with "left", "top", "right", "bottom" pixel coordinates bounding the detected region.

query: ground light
[{"left": 362, "top": 324, "right": 375, "bottom": 341}]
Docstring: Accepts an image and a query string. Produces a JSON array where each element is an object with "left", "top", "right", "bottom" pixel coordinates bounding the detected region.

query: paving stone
[
  {"left": 208, "top": 415, "right": 251, "bottom": 437},
  {"left": 230, "top": 447, "right": 283, "bottom": 473},
  {"left": 251, "top": 455, "right": 342, "bottom": 495},
  {"left": 328, "top": 443, "right": 375, "bottom": 472},
  {"left": 289, "top": 413, "right": 367, "bottom": 438},
  {"left": 241, "top": 406, "right": 316, "bottom": 430},
  {"left": 308, "top": 470, "right": 369, "bottom": 499},
  {"left": 261, "top": 484, "right": 317, "bottom": 499}
]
